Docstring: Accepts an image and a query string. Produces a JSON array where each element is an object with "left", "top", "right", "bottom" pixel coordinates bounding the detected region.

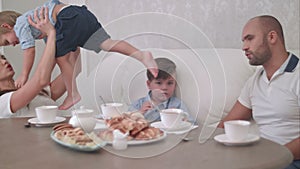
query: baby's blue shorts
[{"left": 55, "top": 5, "right": 110, "bottom": 57}]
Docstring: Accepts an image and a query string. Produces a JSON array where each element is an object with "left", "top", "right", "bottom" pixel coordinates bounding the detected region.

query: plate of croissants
[
  {"left": 51, "top": 123, "right": 106, "bottom": 152},
  {"left": 97, "top": 112, "right": 167, "bottom": 145}
]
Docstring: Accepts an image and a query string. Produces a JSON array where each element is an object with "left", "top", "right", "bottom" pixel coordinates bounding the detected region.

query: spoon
[
  {"left": 99, "top": 96, "right": 106, "bottom": 106},
  {"left": 182, "top": 136, "right": 194, "bottom": 142},
  {"left": 24, "top": 122, "right": 31, "bottom": 128}
]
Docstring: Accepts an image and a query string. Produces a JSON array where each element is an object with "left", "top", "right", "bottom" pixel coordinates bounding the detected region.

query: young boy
[
  {"left": 128, "top": 58, "right": 191, "bottom": 123},
  {"left": 0, "top": 1, "right": 158, "bottom": 110}
]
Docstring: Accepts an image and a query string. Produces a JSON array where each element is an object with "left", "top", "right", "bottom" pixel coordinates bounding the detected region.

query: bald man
[{"left": 218, "top": 15, "right": 300, "bottom": 169}]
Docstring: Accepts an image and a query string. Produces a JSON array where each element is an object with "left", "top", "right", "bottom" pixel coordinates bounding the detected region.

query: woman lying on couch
[{"left": 0, "top": 7, "right": 67, "bottom": 118}]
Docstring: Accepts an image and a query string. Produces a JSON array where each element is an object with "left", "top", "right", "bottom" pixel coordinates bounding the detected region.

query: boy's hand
[
  {"left": 14, "top": 75, "right": 28, "bottom": 88},
  {"left": 140, "top": 101, "right": 153, "bottom": 114},
  {"left": 27, "top": 7, "right": 55, "bottom": 36}
]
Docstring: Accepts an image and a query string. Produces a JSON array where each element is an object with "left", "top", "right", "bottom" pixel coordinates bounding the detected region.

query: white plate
[
  {"left": 214, "top": 134, "right": 260, "bottom": 146},
  {"left": 50, "top": 131, "right": 106, "bottom": 152},
  {"left": 28, "top": 116, "right": 66, "bottom": 125},
  {"left": 94, "top": 119, "right": 108, "bottom": 129},
  {"left": 150, "top": 121, "right": 192, "bottom": 132},
  {"left": 105, "top": 131, "right": 167, "bottom": 145}
]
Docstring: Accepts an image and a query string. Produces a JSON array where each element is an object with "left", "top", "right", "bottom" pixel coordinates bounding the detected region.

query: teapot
[{"left": 69, "top": 106, "right": 96, "bottom": 133}]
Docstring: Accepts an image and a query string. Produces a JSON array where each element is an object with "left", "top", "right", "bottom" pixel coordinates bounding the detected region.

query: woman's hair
[
  {"left": 0, "top": 54, "right": 16, "bottom": 96},
  {"left": 147, "top": 58, "right": 176, "bottom": 81},
  {"left": 0, "top": 89, "right": 15, "bottom": 96},
  {"left": 0, "top": 11, "right": 21, "bottom": 35}
]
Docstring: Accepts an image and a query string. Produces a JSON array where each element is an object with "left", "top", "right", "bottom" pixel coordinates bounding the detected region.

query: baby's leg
[
  {"left": 100, "top": 39, "right": 158, "bottom": 77},
  {"left": 56, "top": 52, "right": 81, "bottom": 110},
  {"left": 69, "top": 47, "right": 81, "bottom": 77},
  {"left": 133, "top": 50, "right": 158, "bottom": 78},
  {"left": 50, "top": 48, "right": 81, "bottom": 101}
]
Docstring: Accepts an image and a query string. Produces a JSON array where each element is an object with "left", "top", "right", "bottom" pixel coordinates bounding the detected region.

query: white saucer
[
  {"left": 151, "top": 121, "right": 192, "bottom": 132},
  {"left": 28, "top": 117, "right": 66, "bottom": 125},
  {"left": 214, "top": 134, "right": 260, "bottom": 146}
]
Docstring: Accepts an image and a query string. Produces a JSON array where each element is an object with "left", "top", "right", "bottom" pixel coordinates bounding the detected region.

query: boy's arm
[
  {"left": 15, "top": 47, "right": 35, "bottom": 88},
  {"left": 140, "top": 101, "right": 153, "bottom": 114}
]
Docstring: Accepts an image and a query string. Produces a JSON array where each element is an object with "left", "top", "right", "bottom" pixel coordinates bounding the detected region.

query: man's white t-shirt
[{"left": 238, "top": 53, "right": 300, "bottom": 145}]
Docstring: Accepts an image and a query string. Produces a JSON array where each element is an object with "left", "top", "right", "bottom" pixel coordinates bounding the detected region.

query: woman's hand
[{"left": 27, "top": 7, "right": 55, "bottom": 36}]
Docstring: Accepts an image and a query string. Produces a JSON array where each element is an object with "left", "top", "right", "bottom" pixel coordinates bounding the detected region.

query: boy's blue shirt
[
  {"left": 14, "top": 0, "right": 61, "bottom": 50},
  {"left": 128, "top": 91, "right": 194, "bottom": 123}
]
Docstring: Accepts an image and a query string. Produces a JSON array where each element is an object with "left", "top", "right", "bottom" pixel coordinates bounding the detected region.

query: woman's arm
[
  {"left": 10, "top": 7, "right": 56, "bottom": 112},
  {"left": 15, "top": 47, "right": 35, "bottom": 88}
]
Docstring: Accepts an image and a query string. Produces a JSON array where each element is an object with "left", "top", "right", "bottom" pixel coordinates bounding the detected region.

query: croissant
[
  {"left": 52, "top": 123, "right": 96, "bottom": 146},
  {"left": 103, "top": 112, "right": 163, "bottom": 141},
  {"left": 98, "top": 130, "right": 133, "bottom": 141},
  {"left": 135, "top": 127, "right": 163, "bottom": 140}
]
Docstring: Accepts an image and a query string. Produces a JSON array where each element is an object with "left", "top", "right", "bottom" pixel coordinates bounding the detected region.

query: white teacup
[
  {"left": 160, "top": 109, "right": 188, "bottom": 128},
  {"left": 35, "top": 105, "right": 58, "bottom": 123},
  {"left": 100, "top": 103, "right": 124, "bottom": 119},
  {"left": 224, "top": 120, "right": 251, "bottom": 141}
]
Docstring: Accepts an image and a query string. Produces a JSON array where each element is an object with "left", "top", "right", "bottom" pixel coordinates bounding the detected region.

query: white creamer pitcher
[{"left": 69, "top": 106, "right": 96, "bottom": 133}]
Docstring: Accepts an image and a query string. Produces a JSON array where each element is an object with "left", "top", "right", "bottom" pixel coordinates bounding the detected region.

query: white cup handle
[{"left": 180, "top": 112, "right": 189, "bottom": 121}]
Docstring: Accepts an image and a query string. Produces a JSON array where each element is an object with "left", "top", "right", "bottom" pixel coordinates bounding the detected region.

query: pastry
[
  {"left": 52, "top": 123, "right": 73, "bottom": 132},
  {"left": 52, "top": 124, "right": 98, "bottom": 146},
  {"left": 135, "top": 127, "right": 163, "bottom": 140},
  {"left": 102, "top": 112, "right": 163, "bottom": 141},
  {"left": 97, "top": 130, "right": 133, "bottom": 141}
]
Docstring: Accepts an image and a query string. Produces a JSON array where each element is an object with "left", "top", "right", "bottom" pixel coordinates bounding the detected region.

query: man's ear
[
  {"left": 0, "top": 23, "right": 12, "bottom": 29},
  {"left": 268, "top": 30, "right": 278, "bottom": 44}
]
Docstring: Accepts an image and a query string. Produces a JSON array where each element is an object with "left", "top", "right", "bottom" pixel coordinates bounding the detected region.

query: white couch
[
  {"left": 76, "top": 48, "right": 298, "bottom": 141},
  {"left": 77, "top": 48, "right": 256, "bottom": 122}
]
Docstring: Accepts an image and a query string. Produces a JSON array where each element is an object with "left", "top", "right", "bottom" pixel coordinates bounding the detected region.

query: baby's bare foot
[
  {"left": 59, "top": 94, "right": 81, "bottom": 110},
  {"left": 141, "top": 51, "right": 158, "bottom": 78}
]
